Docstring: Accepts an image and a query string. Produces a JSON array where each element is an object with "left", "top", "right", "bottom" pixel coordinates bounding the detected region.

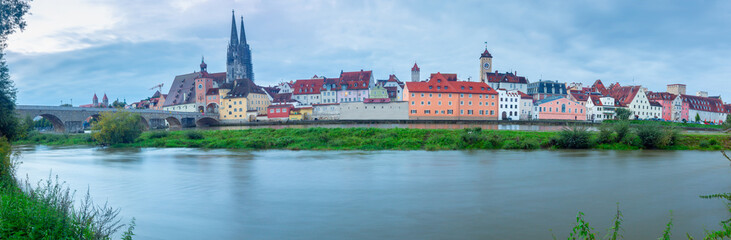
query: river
[{"left": 14, "top": 146, "right": 731, "bottom": 239}]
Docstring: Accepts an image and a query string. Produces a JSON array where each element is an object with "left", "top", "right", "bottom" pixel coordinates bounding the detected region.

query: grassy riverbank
[{"left": 15, "top": 127, "right": 731, "bottom": 151}]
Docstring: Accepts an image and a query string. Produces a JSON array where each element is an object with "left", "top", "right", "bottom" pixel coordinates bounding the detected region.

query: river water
[{"left": 14, "top": 146, "right": 731, "bottom": 239}]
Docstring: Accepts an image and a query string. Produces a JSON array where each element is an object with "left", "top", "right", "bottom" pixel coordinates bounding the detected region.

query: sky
[{"left": 5, "top": 0, "right": 731, "bottom": 105}]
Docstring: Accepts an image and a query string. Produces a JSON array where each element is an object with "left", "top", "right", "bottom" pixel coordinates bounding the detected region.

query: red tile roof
[
  {"left": 481, "top": 49, "right": 493, "bottom": 58},
  {"left": 206, "top": 88, "right": 219, "bottom": 96},
  {"left": 569, "top": 91, "right": 589, "bottom": 102},
  {"left": 293, "top": 78, "right": 325, "bottom": 95},
  {"left": 429, "top": 73, "right": 458, "bottom": 81},
  {"left": 272, "top": 93, "right": 296, "bottom": 104},
  {"left": 339, "top": 70, "right": 372, "bottom": 90},
  {"left": 517, "top": 91, "right": 532, "bottom": 99},
  {"left": 646, "top": 92, "right": 678, "bottom": 101},
  {"left": 588, "top": 95, "right": 603, "bottom": 106},
  {"left": 680, "top": 94, "right": 726, "bottom": 113},
  {"left": 608, "top": 85, "right": 641, "bottom": 107},
  {"left": 591, "top": 79, "right": 608, "bottom": 95},
  {"left": 405, "top": 72, "right": 498, "bottom": 95},
  {"left": 484, "top": 71, "right": 528, "bottom": 84},
  {"left": 411, "top": 63, "right": 420, "bottom": 71}
]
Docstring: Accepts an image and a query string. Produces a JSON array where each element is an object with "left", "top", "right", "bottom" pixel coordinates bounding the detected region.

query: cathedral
[{"left": 227, "top": 10, "right": 254, "bottom": 83}]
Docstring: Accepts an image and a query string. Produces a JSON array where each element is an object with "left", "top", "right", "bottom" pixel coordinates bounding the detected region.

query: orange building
[{"left": 404, "top": 72, "right": 499, "bottom": 120}]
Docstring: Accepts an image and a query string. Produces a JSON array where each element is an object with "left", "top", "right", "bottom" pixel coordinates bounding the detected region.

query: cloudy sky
[{"left": 5, "top": 0, "right": 731, "bottom": 105}]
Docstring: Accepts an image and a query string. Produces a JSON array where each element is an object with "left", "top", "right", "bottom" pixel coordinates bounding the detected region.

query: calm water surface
[{"left": 15, "top": 147, "right": 731, "bottom": 239}]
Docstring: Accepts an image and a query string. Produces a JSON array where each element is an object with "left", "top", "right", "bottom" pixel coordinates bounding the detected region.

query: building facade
[
  {"left": 404, "top": 72, "right": 499, "bottom": 120},
  {"left": 533, "top": 96, "right": 587, "bottom": 121},
  {"left": 226, "top": 11, "right": 254, "bottom": 82},
  {"left": 340, "top": 101, "right": 408, "bottom": 120},
  {"left": 497, "top": 89, "right": 520, "bottom": 120},
  {"left": 527, "top": 80, "right": 568, "bottom": 101}
]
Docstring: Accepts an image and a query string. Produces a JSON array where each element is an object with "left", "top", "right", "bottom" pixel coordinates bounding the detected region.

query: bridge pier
[
  {"left": 181, "top": 118, "right": 197, "bottom": 128},
  {"left": 64, "top": 121, "right": 84, "bottom": 133},
  {"left": 149, "top": 118, "right": 167, "bottom": 130}
]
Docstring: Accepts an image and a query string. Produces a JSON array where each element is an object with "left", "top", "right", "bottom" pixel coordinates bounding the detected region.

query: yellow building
[
  {"left": 288, "top": 107, "right": 313, "bottom": 121},
  {"left": 219, "top": 79, "right": 270, "bottom": 121}
]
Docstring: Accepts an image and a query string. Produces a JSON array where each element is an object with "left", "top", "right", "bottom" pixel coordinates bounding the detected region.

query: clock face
[
  {"left": 483, "top": 62, "right": 490, "bottom": 70},
  {"left": 198, "top": 84, "right": 203, "bottom": 89}
]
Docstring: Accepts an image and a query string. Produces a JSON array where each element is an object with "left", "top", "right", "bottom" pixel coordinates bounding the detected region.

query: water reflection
[{"left": 14, "top": 148, "right": 731, "bottom": 240}]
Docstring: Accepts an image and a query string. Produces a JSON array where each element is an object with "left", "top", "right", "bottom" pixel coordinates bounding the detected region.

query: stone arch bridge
[{"left": 15, "top": 105, "right": 220, "bottom": 133}]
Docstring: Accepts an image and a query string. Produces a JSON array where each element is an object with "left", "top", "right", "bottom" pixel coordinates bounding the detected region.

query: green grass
[
  {"left": 604, "top": 119, "right": 725, "bottom": 130},
  {"left": 14, "top": 127, "right": 730, "bottom": 151}
]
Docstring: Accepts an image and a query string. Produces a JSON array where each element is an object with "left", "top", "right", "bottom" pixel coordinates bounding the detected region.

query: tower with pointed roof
[
  {"left": 92, "top": 93, "right": 99, "bottom": 107},
  {"left": 200, "top": 56, "right": 208, "bottom": 73},
  {"left": 226, "top": 10, "right": 254, "bottom": 83},
  {"left": 479, "top": 48, "right": 493, "bottom": 83},
  {"left": 411, "top": 62, "right": 420, "bottom": 82},
  {"left": 102, "top": 93, "right": 109, "bottom": 107}
]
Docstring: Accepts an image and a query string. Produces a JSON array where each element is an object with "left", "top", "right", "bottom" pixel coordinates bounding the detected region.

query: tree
[
  {"left": 615, "top": 108, "right": 632, "bottom": 121},
  {"left": 724, "top": 115, "right": 731, "bottom": 130},
  {"left": 91, "top": 111, "right": 143, "bottom": 145},
  {"left": 0, "top": 0, "right": 32, "bottom": 141},
  {"left": 695, "top": 113, "right": 701, "bottom": 123}
]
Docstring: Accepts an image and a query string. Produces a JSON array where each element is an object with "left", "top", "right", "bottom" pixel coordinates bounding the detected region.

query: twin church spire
[{"left": 227, "top": 10, "right": 254, "bottom": 83}]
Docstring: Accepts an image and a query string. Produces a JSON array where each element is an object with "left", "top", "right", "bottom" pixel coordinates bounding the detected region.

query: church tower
[
  {"left": 226, "top": 11, "right": 254, "bottom": 83},
  {"left": 479, "top": 48, "right": 493, "bottom": 83},
  {"left": 411, "top": 62, "right": 420, "bottom": 82}
]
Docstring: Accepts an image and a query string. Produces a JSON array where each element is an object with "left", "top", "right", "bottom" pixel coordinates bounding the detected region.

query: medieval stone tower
[
  {"left": 479, "top": 48, "right": 493, "bottom": 83},
  {"left": 226, "top": 10, "right": 254, "bottom": 83},
  {"left": 411, "top": 62, "right": 420, "bottom": 82}
]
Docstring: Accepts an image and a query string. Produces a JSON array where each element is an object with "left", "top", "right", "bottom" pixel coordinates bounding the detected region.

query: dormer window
[
  {"left": 461, "top": 86, "right": 465, "bottom": 90},
  {"left": 437, "top": 79, "right": 441, "bottom": 83},
  {"left": 429, "top": 86, "right": 433, "bottom": 89},
  {"left": 469, "top": 87, "right": 473, "bottom": 90}
]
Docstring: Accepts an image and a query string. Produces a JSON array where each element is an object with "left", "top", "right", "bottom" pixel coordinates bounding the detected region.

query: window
[
  {"left": 421, "top": 101, "right": 424, "bottom": 105},
  {"left": 447, "top": 110, "right": 453, "bottom": 114},
  {"left": 460, "top": 94, "right": 464, "bottom": 97},
  {"left": 460, "top": 101, "right": 464, "bottom": 105},
  {"left": 438, "top": 93, "right": 442, "bottom": 97},
  {"left": 429, "top": 93, "right": 433, "bottom": 97},
  {"left": 411, "top": 110, "right": 417, "bottom": 114},
  {"left": 421, "top": 93, "right": 424, "bottom": 97},
  {"left": 468, "top": 110, "right": 473, "bottom": 115},
  {"left": 427, "top": 101, "right": 431, "bottom": 105},
  {"left": 449, "top": 94, "right": 452, "bottom": 98},
  {"left": 460, "top": 109, "right": 464, "bottom": 114},
  {"left": 561, "top": 104, "right": 566, "bottom": 113},
  {"left": 411, "top": 101, "right": 415, "bottom": 105},
  {"left": 424, "top": 110, "right": 431, "bottom": 114},
  {"left": 469, "top": 101, "right": 472, "bottom": 105},
  {"left": 449, "top": 102, "right": 452, "bottom": 106}
]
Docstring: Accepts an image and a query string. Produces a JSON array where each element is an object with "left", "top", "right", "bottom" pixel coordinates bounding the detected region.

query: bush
[
  {"left": 185, "top": 131, "right": 204, "bottom": 140},
  {"left": 148, "top": 131, "right": 169, "bottom": 139},
  {"left": 612, "top": 121, "right": 631, "bottom": 142},
  {"left": 91, "top": 111, "right": 143, "bottom": 145},
  {"left": 636, "top": 123, "right": 679, "bottom": 149},
  {"left": 597, "top": 123, "right": 615, "bottom": 144},
  {"left": 556, "top": 126, "right": 593, "bottom": 149},
  {"left": 615, "top": 108, "right": 633, "bottom": 120}
]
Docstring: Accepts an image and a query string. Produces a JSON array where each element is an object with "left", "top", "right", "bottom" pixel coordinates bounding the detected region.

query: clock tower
[{"left": 479, "top": 48, "right": 493, "bottom": 83}]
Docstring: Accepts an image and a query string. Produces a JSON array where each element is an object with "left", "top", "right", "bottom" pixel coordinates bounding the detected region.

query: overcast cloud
[{"left": 5, "top": 0, "right": 731, "bottom": 105}]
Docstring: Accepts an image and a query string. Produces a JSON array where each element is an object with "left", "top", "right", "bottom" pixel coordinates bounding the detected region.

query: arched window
[{"left": 561, "top": 104, "right": 566, "bottom": 113}]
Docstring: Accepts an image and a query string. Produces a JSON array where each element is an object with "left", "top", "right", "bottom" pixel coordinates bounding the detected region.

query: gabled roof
[
  {"left": 589, "top": 95, "right": 603, "bottom": 106},
  {"left": 591, "top": 79, "right": 608, "bottom": 95},
  {"left": 569, "top": 91, "right": 589, "bottom": 102},
  {"left": 481, "top": 49, "right": 493, "bottom": 58},
  {"left": 293, "top": 78, "right": 325, "bottom": 95},
  {"left": 405, "top": 72, "right": 497, "bottom": 94},
  {"left": 163, "top": 72, "right": 200, "bottom": 106},
  {"left": 429, "top": 73, "right": 458, "bottom": 81},
  {"left": 649, "top": 101, "right": 662, "bottom": 108},
  {"left": 271, "top": 93, "right": 296, "bottom": 104},
  {"left": 517, "top": 91, "right": 532, "bottom": 99},
  {"left": 484, "top": 71, "right": 528, "bottom": 84},
  {"left": 206, "top": 88, "right": 219, "bottom": 96},
  {"left": 608, "top": 85, "right": 642, "bottom": 107},
  {"left": 226, "top": 78, "right": 265, "bottom": 98},
  {"left": 680, "top": 94, "right": 726, "bottom": 113},
  {"left": 411, "top": 63, "right": 420, "bottom": 71},
  {"left": 339, "top": 70, "right": 372, "bottom": 90}
]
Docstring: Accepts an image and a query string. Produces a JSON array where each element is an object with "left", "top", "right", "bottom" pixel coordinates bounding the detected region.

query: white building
[
  {"left": 519, "top": 92, "right": 533, "bottom": 120},
  {"left": 498, "top": 89, "right": 520, "bottom": 120},
  {"left": 586, "top": 95, "right": 617, "bottom": 122},
  {"left": 608, "top": 84, "right": 661, "bottom": 120}
]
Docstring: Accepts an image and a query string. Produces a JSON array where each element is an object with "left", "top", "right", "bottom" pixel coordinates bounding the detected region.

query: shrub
[
  {"left": 185, "top": 131, "right": 204, "bottom": 140},
  {"left": 612, "top": 121, "right": 631, "bottom": 142},
  {"left": 91, "top": 111, "right": 143, "bottom": 145},
  {"left": 556, "top": 126, "right": 593, "bottom": 149},
  {"left": 615, "top": 108, "right": 633, "bottom": 120},
  {"left": 699, "top": 140, "right": 711, "bottom": 149},
  {"left": 636, "top": 123, "right": 679, "bottom": 149},
  {"left": 597, "top": 123, "right": 615, "bottom": 144},
  {"left": 148, "top": 131, "right": 169, "bottom": 139}
]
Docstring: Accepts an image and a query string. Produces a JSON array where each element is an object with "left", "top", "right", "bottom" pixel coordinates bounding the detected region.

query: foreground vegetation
[{"left": 15, "top": 124, "right": 730, "bottom": 151}]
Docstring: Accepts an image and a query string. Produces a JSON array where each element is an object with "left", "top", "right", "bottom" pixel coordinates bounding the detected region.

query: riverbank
[{"left": 14, "top": 127, "right": 730, "bottom": 151}]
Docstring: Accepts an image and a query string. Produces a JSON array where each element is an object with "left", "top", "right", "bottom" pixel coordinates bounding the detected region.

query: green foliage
[
  {"left": 695, "top": 113, "right": 701, "bottom": 122},
  {"left": 724, "top": 115, "right": 731, "bottom": 130},
  {"left": 569, "top": 212, "right": 596, "bottom": 240},
  {"left": 0, "top": 137, "right": 16, "bottom": 187},
  {"left": 91, "top": 111, "right": 143, "bottom": 145},
  {"left": 615, "top": 108, "right": 633, "bottom": 121},
  {"left": 122, "top": 218, "right": 136, "bottom": 240},
  {"left": 556, "top": 126, "right": 593, "bottom": 149},
  {"left": 148, "top": 131, "right": 169, "bottom": 139},
  {"left": 658, "top": 211, "right": 673, "bottom": 240},
  {"left": 636, "top": 124, "right": 673, "bottom": 149},
  {"left": 607, "top": 204, "right": 623, "bottom": 240},
  {"left": 185, "top": 130, "right": 204, "bottom": 140}
]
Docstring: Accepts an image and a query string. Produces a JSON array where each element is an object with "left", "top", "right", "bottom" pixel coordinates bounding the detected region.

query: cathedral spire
[
  {"left": 230, "top": 10, "right": 238, "bottom": 45},
  {"left": 240, "top": 16, "right": 247, "bottom": 45}
]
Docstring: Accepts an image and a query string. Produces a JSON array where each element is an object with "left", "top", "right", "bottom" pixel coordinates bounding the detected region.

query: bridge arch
[
  {"left": 195, "top": 117, "right": 219, "bottom": 127},
  {"left": 165, "top": 117, "right": 182, "bottom": 129},
  {"left": 206, "top": 103, "right": 219, "bottom": 114},
  {"left": 138, "top": 116, "right": 150, "bottom": 131},
  {"left": 39, "top": 114, "right": 65, "bottom": 133}
]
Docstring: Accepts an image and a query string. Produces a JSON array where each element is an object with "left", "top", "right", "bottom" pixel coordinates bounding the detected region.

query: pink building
[{"left": 533, "top": 96, "right": 587, "bottom": 121}]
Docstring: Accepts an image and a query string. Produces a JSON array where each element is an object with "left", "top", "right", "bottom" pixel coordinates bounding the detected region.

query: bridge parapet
[{"left": 15, "top": 105, "right": 218, "bottom": 133}]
